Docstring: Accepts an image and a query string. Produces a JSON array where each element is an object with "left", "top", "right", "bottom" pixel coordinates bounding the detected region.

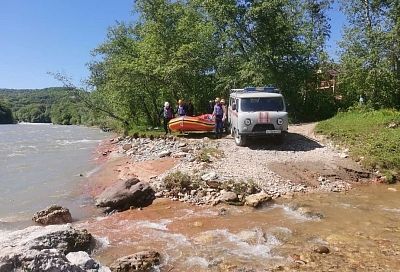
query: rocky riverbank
[{"left": 101, "top": 125, "right": 373, "bottom": 208}]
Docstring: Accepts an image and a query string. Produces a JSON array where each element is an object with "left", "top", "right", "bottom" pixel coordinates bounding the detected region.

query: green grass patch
[
  {"left": 315, "top": 108, "right": 400, "bottom": 181},
  {"left": 127, "top": 125, "right": 180, "bottom": 138}
]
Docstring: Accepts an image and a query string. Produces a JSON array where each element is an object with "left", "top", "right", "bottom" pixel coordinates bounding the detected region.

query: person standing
[
  {"left": 160, "top": 102, "right": 174, "bottom": 135},
  {"left": 207, "top": 100, "right": 215, "bottom": 114},
  {"left": 220, "top": 98, "right": 228, "bottom": 133},
  {"left": 212, "top": 98, "right": 224, "bottom": 138},
  {"left": 176, "top": 99, "right": 187, "bottom": 116},
  {"left": 187, "top": 100, "right": 194, "bottom": 116}
]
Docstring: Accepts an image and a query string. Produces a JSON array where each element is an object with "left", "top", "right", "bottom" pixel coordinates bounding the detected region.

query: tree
[
  {"left": 89, "top": 0, "right": 333, "bottom": 126},
  {"left": 201, "top": 0, "right": 332, "bottom": 120},
  {"left": 339, "top": 0, "right": 400, "bottom": 108},
  {"left": 89, "top": 0, "right": 219, "bottom": 127},
  {"left": 0, "top": 100, "right": 13, "bottom": 124}
]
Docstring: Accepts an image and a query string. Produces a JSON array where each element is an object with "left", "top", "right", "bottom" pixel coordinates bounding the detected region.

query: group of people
[
  {"left": 160, "top": 97, "right": 228, "bottom": 138},
  {"left": 160, "top": 99, "right": 195, "bottom": 134}
]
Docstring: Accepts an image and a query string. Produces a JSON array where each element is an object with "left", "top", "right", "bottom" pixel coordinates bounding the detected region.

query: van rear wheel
[{"left": 234, "top": 129, "right": 247, "bottom": 146}]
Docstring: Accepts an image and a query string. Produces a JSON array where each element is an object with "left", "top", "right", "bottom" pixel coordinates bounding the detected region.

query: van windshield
[{"left": 240, "top": 97, "right": 284, "bottom": 112}]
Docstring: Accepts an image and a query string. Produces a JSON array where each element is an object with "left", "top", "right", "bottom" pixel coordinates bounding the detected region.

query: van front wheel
[{"left": 234, "top": 129, "right": 247, "bottom": 146}]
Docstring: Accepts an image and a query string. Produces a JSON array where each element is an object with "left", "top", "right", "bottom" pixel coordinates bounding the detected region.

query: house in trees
[{"left": 316, "top": 68, "right": 339, "bottom": 94}]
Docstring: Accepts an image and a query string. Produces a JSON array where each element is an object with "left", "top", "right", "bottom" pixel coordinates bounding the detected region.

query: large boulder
[
  {"left": 32, "top": 204, "right": 72, "bottom": 225},
  {"left": 95, "top": 178, "right": 155, "bottom": 212},
  {"left": 109, "top": 251, "right": 160, "bottom": 272},
  {"left": 0, "top": 224, "right": 105, "bottom": 272},
  {"left": 244, "top": 193, "right": 272, "bottom": 208}
]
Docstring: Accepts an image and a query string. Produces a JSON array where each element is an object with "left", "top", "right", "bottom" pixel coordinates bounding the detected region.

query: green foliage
[
  {"left": 338, "top": 0, "right": 400, "bottom": 109},
  {"left": 89, "top": 0, "right": 333, "bottom": 128},
  {"left": 0, "top": 100, "right": 14, "bottom": 124},
  {"left": 0, "top": 88, "right": 96, "bottom": 125},
  {"left": 316, "top": 109, "right": 400, "bottom": 179}
]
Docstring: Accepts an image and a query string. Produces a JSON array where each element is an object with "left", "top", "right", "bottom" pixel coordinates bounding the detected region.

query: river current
[{"left": 0, "top": 123, "right": 108, "bottom": 230}]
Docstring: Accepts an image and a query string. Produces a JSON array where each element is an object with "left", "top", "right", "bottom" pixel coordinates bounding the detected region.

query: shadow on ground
[{"left": 247, "top": 132, "right": 323, "bottom": 152}]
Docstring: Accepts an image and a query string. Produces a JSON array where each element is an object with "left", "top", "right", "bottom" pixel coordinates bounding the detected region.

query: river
[
  {"left": 82, "top": 184, "right": 400, "bottom": 271},
  {"left": 0, "top": 123, "right": 108, "bottom": 230}
]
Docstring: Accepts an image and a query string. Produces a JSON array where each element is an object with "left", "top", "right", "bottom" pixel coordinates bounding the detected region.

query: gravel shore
[{"left": 108, "top": 123, "right": 372, "bottom": 205}]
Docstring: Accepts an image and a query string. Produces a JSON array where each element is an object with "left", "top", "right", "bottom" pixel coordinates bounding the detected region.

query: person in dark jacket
[
  {"left": 212, "top": 98, "right": 224, "bottom": 138},
  {"left": 207, "top": 100, "right": 215, "bottom": 114},
  {"left": 186, "top": 100, "right": 194, "bottom": 116},
  {"left": 160, "top": 102, "right": 174, "bottom": 134}
]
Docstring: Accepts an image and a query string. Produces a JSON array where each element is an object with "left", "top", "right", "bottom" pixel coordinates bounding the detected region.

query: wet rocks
[
  {"left": 154, "top": 169, "right": 267, "bottom": 206},
  {"left": 245, "top": 193, "right": 272, "bottom": 208},
  {"left": 66, "top": 251, "right": 100, "bottom": 270},
  {"left": 218, "top": 190, "right": 238, "bottom": 203},
  {"left": 236, "top": 228, "right": 266, "bottom": 244},
  {"left": 0, "top": 225, "right": 99, "bottom": 272},
  {"left": 32, "top": 204, "right": 72, "bottom": 225},
  {"left": 95, "top": 178, "right": 155, "bottom": 212},
  {"left": 288, "top": 203, "right": 324, "bottom": 219},
  {"left": 109, "top": 251, "right": 160, "bottom": 272}
]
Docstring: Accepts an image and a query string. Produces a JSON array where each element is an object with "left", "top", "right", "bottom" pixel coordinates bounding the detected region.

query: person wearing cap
[
  {"left": 220, "top": 98, "right": 228, "bottom": 133},
  {"left": 159, "top": 101, "right": 174, "bottom": 134},
  {"left": 212, "top": 97, "right": 224, "bottom": 138}
]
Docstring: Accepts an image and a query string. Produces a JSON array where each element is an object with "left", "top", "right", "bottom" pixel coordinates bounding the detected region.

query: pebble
[{"left": 313, "top": 245, "right": 330, "bottom": 254}]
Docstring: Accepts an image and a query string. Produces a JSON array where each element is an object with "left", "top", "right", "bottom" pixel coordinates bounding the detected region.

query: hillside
[{"left": 0, "top": 87, "right": 94, "bottom": 125}]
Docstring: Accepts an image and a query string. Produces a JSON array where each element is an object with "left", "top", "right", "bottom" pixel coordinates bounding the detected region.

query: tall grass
[{"left": 316, "top": 108, "right": 400, "bottom": 181}]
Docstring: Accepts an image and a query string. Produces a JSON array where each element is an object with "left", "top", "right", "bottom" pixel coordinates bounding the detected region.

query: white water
[{"left": 0, "top": 124, "right": 108, "bottom": 230}]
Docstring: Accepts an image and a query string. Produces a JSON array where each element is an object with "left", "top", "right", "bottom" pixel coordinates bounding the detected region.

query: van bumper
[{"left": 239, "top": 130, "right": 286, "bottom": 136}]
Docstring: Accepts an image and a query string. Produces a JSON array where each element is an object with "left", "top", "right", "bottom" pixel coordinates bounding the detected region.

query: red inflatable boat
[{"left": 168, "top": 114, "right": 215, "bottom": 132}]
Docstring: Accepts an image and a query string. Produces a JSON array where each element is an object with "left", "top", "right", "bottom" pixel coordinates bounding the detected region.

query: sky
[{"left": 0, "top": 1, "right": 347, "bottom": 89}]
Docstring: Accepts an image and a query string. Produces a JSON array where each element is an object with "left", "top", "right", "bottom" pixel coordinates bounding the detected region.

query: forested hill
[{"left": 0, "top": 87, "right": 95, "bottom": 125}]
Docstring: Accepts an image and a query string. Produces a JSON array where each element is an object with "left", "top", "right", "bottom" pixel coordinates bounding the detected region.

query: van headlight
[
  {"left": 277, "top": 118, "right": 283, "bottom": 125},
  {"left": 244, "top": 119, "right": 252, "bottom": 126}
]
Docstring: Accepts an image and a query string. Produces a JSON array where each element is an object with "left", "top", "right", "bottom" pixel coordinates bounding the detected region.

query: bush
[{"left": 163, "top": 171, "right": 199, "bottom": 194}]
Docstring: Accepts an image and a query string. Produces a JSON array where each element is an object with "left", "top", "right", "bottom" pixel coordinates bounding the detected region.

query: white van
[{"left": 228, "top": 87, "right": 288, "bottom": 146}]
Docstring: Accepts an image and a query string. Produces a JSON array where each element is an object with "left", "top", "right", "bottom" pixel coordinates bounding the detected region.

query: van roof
[{"left": 230, "top": 92, "right": 283, "bottom": 98}]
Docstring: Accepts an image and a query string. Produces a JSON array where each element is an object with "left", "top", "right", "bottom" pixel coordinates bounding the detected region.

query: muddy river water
[{"left": 79, "top": 183, "right": 400, "bottom": 271}]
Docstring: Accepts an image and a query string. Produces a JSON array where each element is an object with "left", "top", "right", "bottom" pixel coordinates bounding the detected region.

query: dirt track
[{"left": 206, "top": 123, "right": 372, "bottom": 196}]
